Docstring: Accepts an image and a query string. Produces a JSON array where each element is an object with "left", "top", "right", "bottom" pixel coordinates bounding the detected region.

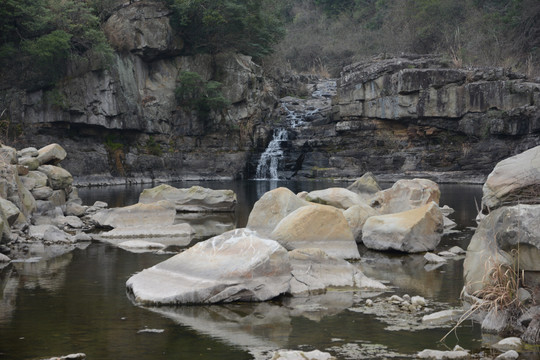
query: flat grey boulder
[
  {"left": 306, "top": 187, "right": 365, "bottom": 209},
  {"left": 37, "top": 165, "right": 73, "bottom": 190},
  {"left": 271, "top": 350, "right": 336, "bottom": 360},
  {"left": 371, "top": 178, "right": 440, "bottom": 214},
  {"left": 417, "top": 348, "right": 469, "bottom": 359},
  {"left": 343, "top": 203, "right": 379, "bottom": 243},
  {"left": 126, "top": 228, "right": 291, "bottom": 305},
  {"left": 98, "top": 223, "right": 194, "bottom": 247},
  {"left": 482, "top": 145, "right": 540, "bottom": 211},
  {"left": 36, "top": 143, "right": 67, "bottom": 165},
  {"left": 247, "top": 187, "right": 310, "bottom": 237},
  {"left": 92, "top": 200, "right": 176, "bottom": 228},
  {"left": 118, "top": 240, "right": 166, "bottom": 253},
  {"left": 139, "top": 184, "right": 236, "bottom": 212},
  {"left": 270, "top": 204, "right": 360, "bottom": 259},
  {"left": 289, "top": 248, "right": 385, "bottom": 295},
  {"left": 362, "top": 202, "right": 443, "bottom": 253}
]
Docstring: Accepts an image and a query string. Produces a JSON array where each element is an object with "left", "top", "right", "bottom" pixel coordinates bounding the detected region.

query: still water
[{"left": 0, "top": 180, "right": 484, "bottom": 359}]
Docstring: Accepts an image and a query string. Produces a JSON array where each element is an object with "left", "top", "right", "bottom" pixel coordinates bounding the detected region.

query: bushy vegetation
[
  {"left": 175, "top": 71, "right": 230, "bottom": 116},
  {"left": 164, "top": 0, "right": 285, "bottom": 60},
  {"left": 0, "top": 0, "right": 113, "bottom": 89},
  {"left": 269, "top": 0, "right": 540, "bottom": 76}
]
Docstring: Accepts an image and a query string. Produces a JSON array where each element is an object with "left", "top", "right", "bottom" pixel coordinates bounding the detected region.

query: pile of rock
[
  {"left": 463, "top": 145, "right": 540, "bottom": 344},
  {"left": 126, "top": 172, "right": 455, "bottom": 305},
  {"left": 0, "top": 143, "right": 94, "bottom": 260}
]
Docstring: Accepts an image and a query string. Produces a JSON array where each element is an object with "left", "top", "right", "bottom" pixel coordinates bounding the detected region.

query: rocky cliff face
[
  {"left": 2, "top": 0, "right": 279, "bottom": 184},
  {"left": 260, "top": 55, "right": 540, "bottom": 182},
  {"left": 2, "top": 2, "right": 539, "bottom": 184}
]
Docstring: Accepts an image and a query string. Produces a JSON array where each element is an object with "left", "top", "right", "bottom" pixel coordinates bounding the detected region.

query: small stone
[
  {"left": 366, "top": 299, "right": 373, "bottom": 307},
  {"left": 495, "top": 350, "right": 519, "bottom": 360},
  {"left": 402, "top": 294, "right": 411, "bottom": 302},
  {"left": 411, "top": 296, "right": 427, "bottom": 307},
  {"left": 518, "top": 288, "right": 532, "bottom": 303},
  {"left": 72, "top": 232, "right": 92, "bottom": 242},
  {"left": 0, "top": 253, "right": 11, "bottom": 262},
  {"left": 448, "top": 246, "right": 466, "bottom": 255},
  {"left": 492, "top": 337, "right": 522, "bottom": 351},
  {"left": 425, "top": 252, "right": 447, "bottom": 263}
]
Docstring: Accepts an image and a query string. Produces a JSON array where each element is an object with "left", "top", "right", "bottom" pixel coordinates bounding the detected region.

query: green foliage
[
  {"left": 165, "top": 0, "right": 284, "bottom": 59},
  {"left": 0, "top": 0, "right": 113, "bottom": 89},
  {"left": 44, "top": 88, "right": 69, "bottom": 110},
  {"left": 146, "top": 136, "right": 162, "bottom": 156},
  {"left": 104, "top": 135, "right": 124, "bottom": 152},
  {"left": 175, "top": 71, "right": 230, "bottom": 116}
]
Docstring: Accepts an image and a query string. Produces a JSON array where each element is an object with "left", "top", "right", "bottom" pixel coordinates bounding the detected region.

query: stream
[{"left": 0, "top": 180, "right": 486, "bottom": 359}]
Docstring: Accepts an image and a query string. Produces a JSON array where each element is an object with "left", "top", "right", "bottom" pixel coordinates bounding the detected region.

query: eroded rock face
[
  {"left": 270, "top": 204, "right": 360, "bottom": 259},
  {"left": 247, "top": 187, "right": 310, "bottom": 237},
  {"left": 139, "top": 184, "right": 236, "bottom": 212},
  {"left": 126, "top": 228, "right": 291, "bottom": 305},
  {"left": 362, "top": 202, "right": 444, "bottom": 253},
  {"left": 103, "top": 1, "right": 183, "bottom": 61},
  {"left": 464, "top": 204, "right": 540, "bottom": 294},
  {"left": 482, "top": 145, "right": 540, "bottom": 211}
]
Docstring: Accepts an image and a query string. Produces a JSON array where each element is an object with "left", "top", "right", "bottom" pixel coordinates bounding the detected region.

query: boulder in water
[
  {"left": 371, "top": 178, "right": 440, "bottom": 214},
  {"left": 305, "top": 187, "right": 365, "bottom": 209},
  {"left": 92, "top": 200, "right": 176, "bottom": 228},
  {"left": 270, "top": 204, "right": 360, "bottom": 259},
  {"left": 482, "top": 145, "right": 540, "bottom": 211},
  {"left": 126, "top": 228, "right": 291, "bottom": 305},
  {"left": 247, "top": 187, "right": 310, "bottom": 237},
  {"left": 347, "top": 172, "right": 381, "bottom": 196},
  {"left": 362, "top": 202, "right": 444, "bottom": 253},
  {"left": 36, "top": 143, "right": 67, "bottom": 165},
  {"left": 139, "top": 184, "right": 236, "bottom": 212},
  {"left": 37, "top": 165, "right": 73, "bottom": 190},
  {"left": 343, "top": 203, "right": 379, "bottom": 243}
]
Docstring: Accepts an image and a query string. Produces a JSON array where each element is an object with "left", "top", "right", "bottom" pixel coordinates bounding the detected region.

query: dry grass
[{"left": 441, "top": 251, "right": 525, "bottom": 343}]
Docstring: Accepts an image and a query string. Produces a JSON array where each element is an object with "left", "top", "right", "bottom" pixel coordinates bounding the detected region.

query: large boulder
[
  {"left": 270, "top": 204, "right": 360, "bottom": 259},
  {"left": 126, "top": 228, "right": 291, "bottom": 305},
  {"left": 97, "top": 223, "right": 195, "bottom": 248},
  {"left": 37, "top": 165, "right": 73, "bottom": 190},
  {"left": 371, "top": 178, "right": 440, "bottom": 214},
  {"left": 362, "top": 202, "right": 444, "bottom": 253},
  {"left": 305, "top": 187, "right": 364, "bottom": 209},
  {"left": 0, "top": 198, "right": 21, "bottom": 226},
  {"left": 343, "top": 203, "right": 379, "bottom": 243},
  {"left": 0, "top": 165, "right": 36, "bottom": 218},
  {"left": 464, "top": 204, "right": 540, "bottom": 294},
  {"left": 139, "top": 184, "right": 236, "bottom": 212},
  {"left": 347, "top": 172, "right": 381, "bottom": 196},
  {"left": 36, "top": 143, "right": 67, "bottom": 165},
  {"left": 92, "top": 200, "right": 176, "bottom": 228},
  {"left": 482, "top": 146, "right": 540, "bottom": 211},
  {"left": 0, "top": 145, "right": 17, "bottom": 164},
  {"left": 247, "top": 187, "right": 310, "bottom": 237},
  {"left": 289, "top": 248, "right": 386, "bottom": 295}
]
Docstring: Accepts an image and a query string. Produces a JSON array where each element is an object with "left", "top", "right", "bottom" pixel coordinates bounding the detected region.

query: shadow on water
[{"left": 0, "top": 180, "right": 489, "bottom": 359}]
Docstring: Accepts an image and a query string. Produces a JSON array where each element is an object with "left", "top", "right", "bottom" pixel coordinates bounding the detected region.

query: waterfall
[{"left": 255, "top": 79, "right": 336, "bottom": 180}]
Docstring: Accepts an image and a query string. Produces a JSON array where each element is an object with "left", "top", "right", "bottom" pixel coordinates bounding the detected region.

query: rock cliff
[
  {"left": 264, "top": 55, "right": 540, "bottom": 182},
  {"left": 2, "top": 1, "right": 539, "bottom": 184}
]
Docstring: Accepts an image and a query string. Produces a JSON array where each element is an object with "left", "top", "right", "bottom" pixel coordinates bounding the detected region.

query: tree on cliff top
[
  {"left": 0, "top": 0, "right": 112, "bottom": 89},
  {"left": 165, "top": 0, "right": 285, "bottom": 60}
]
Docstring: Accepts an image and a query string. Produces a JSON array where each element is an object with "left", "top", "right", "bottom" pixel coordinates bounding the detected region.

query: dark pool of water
[{"left": 0, "top": 180, "right": 484, "bottom": 359}]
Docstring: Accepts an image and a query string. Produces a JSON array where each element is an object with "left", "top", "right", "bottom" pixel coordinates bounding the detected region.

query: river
[{"left": 0, "top": 180, "right": 484, "bottom": 359}]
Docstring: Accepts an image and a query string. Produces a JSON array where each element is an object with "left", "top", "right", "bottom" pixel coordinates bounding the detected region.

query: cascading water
[{"left": 255, "top": 79, "right": 336, "bottom": 180}]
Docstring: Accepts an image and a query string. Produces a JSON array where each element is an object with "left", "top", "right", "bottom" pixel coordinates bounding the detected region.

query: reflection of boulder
[
  {"left": 283, "top": 292, "right": 355, "bottom": 322},
  {"left": 126, "top": 229, "right": 291, "bottom": 305},
  {"left": 11, "top": 248, "right": 75, "bottom": 293},
  {"left": 146, "top": 302, "right": 291, "bottom": 350},
  {"left": 359, "top": 250, "right": 443, "bottom": 298},
  {"left": 0, "top": 268, "right": 18, "bottom": 325}
]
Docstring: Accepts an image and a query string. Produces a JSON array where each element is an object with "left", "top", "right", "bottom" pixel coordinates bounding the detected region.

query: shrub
[{"left": 175, "top": 71, "right": 230, "bottom": 116}]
